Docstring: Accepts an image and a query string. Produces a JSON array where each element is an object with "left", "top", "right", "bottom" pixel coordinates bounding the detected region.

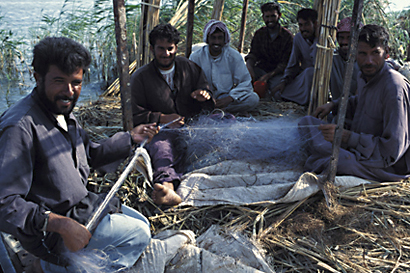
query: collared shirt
[
  {"left": 245, "top": 24, "right": 293, "bottom": 74},
  {"left": 189, "top": 45, "right": 253, "bottom": 102},
  {"left": 335, "top": 63, "right": 410, "bottom": 172},
  {"left": 0, "top": 89, "right": 132, "bottom": 262}
]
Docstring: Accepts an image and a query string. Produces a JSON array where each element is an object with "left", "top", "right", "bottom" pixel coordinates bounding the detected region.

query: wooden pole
[
  {"left": 113, "top": 0, "right": 133, "bottom": 131},
  {"left": 211, "top": 0, "right": 225, "bottom": 20},
  {"left": 185, "top": 0, "right": 195, "bottom": 58},
  {"left": 327, "top": 0, "right": 364, "bottom": 182},
  {"left": 237, "top": 0, "right": 249, "bottom": 53}
]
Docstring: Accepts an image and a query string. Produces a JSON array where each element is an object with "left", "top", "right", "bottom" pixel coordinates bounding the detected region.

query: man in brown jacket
[{"left": 131, "top": 23, "right": 214, "bottom": 206}]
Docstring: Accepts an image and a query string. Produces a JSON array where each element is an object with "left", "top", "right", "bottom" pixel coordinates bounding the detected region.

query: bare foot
[{"left": 152, "top": 182, "right": 182, "bottom": 206}]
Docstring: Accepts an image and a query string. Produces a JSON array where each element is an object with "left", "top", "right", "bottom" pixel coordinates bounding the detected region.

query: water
[{"left": 0, "top": 0, "right": 100, "bottom": 115}]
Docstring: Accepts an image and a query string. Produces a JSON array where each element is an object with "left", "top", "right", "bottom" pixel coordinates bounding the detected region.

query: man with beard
[
  {"left": 131, "top": 23, "right": 214, "bottom": 206},
  {"left": 272, "top": 8, "right": 319, "bottom": 105},
  {"left": 0, "top": 37, "right": 158, "bottom": 272},
  {"left": 330, "top": 17, "right": 363, "bottom": 100},
  {"left": 299, "top": 25, "right": 410, "bottom": 182},
  {"left": 245, "top": 2, "right": 293, "bottom": 96},
  {"left": 189, "top": 20, "right": 259, "bottom": 112}
]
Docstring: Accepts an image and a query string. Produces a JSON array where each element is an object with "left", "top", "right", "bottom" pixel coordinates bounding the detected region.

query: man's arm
[
  {"left": 0, "top": 126, "right": 52, "bottom": 240},
  {"left": 130, "top": 68, "right": 163, "bottom": 126},
  {"left": 245, "top": 30, "right": 263, "bottom": 82},
  {"left": 274, "top": 29, "right": 294, "bottom": 76},
  {"left": 228, "top": 51, "right": 254, "bottom": 102},
  {"left": 281, "top": 33, "right": 304, "bottom": 85}
]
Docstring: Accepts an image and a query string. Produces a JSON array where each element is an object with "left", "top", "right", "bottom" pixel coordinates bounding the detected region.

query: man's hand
[
  {"left": 258, "top": 72, "right": 274, "bottom": 83},
  {"left": 271, "top": 82, "right": 286, "bottom": 95},
  {"left": 313, "top": 101, "right": 334, "bottom": 119},
  {"left": 130, "top": 123, "right": 159, "bottom": 144},
  {"left": 47, "top": 213, "right": 91, "bottom": 252},
  {"left": 215, "top": 96, "right": 234, "bottom": 109},
  {"left": 159, "top": 113, "right": 185, "bottom": 128},
  {"left": 318, "top": 124, "right": 351, "bottom": 143},
  {"left": 191, "top": 89, "right": 211, "bottom": 102}
]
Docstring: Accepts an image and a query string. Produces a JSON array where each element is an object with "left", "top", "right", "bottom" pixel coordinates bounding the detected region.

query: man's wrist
[{"left": 40, "top": 211, "right": 51, "bottom": 232}]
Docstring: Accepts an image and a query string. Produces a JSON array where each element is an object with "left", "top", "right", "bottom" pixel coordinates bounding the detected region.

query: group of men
[{"left": 0, "top": 2, "right": 409, "bottom": 272}]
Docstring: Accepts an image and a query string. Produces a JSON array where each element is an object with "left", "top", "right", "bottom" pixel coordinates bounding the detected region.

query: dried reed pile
[{"left": 75, "top": 98, "right": 410, "bottom": 272}]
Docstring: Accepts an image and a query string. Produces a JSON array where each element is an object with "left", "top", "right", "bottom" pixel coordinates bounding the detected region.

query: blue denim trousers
[{"left": 40, "top": 205, "right": 151, "bottom": 272}]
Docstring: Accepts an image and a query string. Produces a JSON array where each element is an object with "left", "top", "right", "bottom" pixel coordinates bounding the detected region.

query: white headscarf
[{"left": 203, "top": 19, "right": 231, "bottom": 45}]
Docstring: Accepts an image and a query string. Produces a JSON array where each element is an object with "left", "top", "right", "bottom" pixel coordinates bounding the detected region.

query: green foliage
[
  {"left": 28, "top": 0, "right": 142, "bottom": 88},
  {"left": 0, "top": 0, "right": 408, "bottom": 89},
  {"left": 0, "top": 17, "right": 28, "bottom": 80}
]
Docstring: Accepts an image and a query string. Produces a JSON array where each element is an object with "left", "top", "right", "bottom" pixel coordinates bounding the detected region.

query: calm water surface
[{"left": 0, "top": 0, "right": 99, "bottom": 115}]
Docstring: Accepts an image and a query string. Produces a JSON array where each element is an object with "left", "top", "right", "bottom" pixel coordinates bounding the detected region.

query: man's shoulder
[
  {"left": 225, "top": 46, "right": 245, "bottom": 61},
  {"left": 279, "top": 26, "right": 293, "bottom": 38},
  {"left": 132, "top": 61, "right": 155, "bottom": 78},
  {"left": 175, "top": 56, "right": 201, "bottom": 72},
  {"left": 0, "top": 93, "right": 37, "bottom": 130},
  {"left": 384, "top": 65, "right": 410, "bottom": 87}
]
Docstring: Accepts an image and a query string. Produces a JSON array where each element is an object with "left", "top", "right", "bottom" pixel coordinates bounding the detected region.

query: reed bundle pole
[
  {"left": 308, "top": 0, "right": 341, "bottom": 115},
  {"left": 137, "top": 0, "right": 160, "bottom": 68}
]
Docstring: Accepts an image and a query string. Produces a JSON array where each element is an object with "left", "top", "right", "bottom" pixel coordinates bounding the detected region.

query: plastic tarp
[
  {"left": 131, "top": 225, "right": 274, "bottom": 273},
  {"left": 177, "top": 160, "right": 370, "bottom": 207}
]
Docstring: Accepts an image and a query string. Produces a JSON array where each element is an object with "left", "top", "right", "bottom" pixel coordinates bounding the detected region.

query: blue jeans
[{"left": 40, "top": 205, "right": 151, "bottom": 272}]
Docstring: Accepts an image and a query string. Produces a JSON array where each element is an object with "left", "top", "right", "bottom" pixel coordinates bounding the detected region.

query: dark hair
[
  {"left": 261, "top": 2, "right": 281, "bottom": 14},
  {"left": 297, "top": 8, "right": 318, "bottom": 22},
  {"left": 149, "top": 23, "right": 180, "bottom": 47},
  {"left": 32, "top": 37, "right": 91, "bottom": 78},
  {"left": 358, "top": 24, "right": 389, "bottom": 49}
]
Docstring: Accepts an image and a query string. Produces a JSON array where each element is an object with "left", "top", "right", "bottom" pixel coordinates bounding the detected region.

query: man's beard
[
  {"left": 155, "top": 54, "right": 176, "bottom": 69},
  {"left": 37, "top": 82, "right": 77, "bottom": 115}
]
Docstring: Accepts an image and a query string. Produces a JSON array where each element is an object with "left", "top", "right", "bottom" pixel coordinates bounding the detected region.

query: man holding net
[{"left": 299, "top": 24, "right": 410, "bottom": 182}]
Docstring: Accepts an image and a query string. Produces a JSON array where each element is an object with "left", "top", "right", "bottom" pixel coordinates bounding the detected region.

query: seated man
[
  {"left": 131, "top": 23, "right": 214, "bottom": 206},
  {"left": 190, "top": 20, "right": 259, "bottom": 112},
  {"left": 299, "top": 25, "right": 410, "bottom": 182},
  {"left": 272, "top": 8, "right": 319, "bottom": 105},
  {"left": 0, "top": 37, "right": 158, "bottom": 272},
  {"left": 245, "top": 2, "right": 293, "bottom": 94},
  {"left": 330, "top": 17, "right": 363, "bottom": 100}
]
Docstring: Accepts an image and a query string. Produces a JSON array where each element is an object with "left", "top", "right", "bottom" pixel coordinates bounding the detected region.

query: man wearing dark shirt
[
  {"left": 131, "top": 24, "right": 214, "bottom": 206},
  {"left": 245, "top": 2, "right": 293, "bottom": 96},
  {"left": 0, "top": 37, "right": 158, "bottom": 272}
]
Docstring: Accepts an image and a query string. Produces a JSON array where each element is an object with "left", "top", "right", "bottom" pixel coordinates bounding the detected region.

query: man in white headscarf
[{"left": 190, "top": 20, "right": 259, "bottom": 112}]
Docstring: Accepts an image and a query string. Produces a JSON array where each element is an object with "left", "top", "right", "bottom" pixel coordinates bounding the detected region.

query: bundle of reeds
[{"left": 308, "top": 0, "right": 341, "bottom": 115}]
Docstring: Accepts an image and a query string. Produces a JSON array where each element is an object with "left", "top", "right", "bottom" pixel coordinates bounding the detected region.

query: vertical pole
[
  {"left": 326, "top": 0, "right": 364, "bottom": 182},
  {"left": 113, "top": 0, "right": 133, "bottom": 131},
  {"left": 211, "top": 0, "right": 225, "bottom": 20},
  {"left": 185, "top": 0, "right": 195, "bottom": 58},
  {"left": 237, "top": 0, "right": 249, "bottom": 53}
]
